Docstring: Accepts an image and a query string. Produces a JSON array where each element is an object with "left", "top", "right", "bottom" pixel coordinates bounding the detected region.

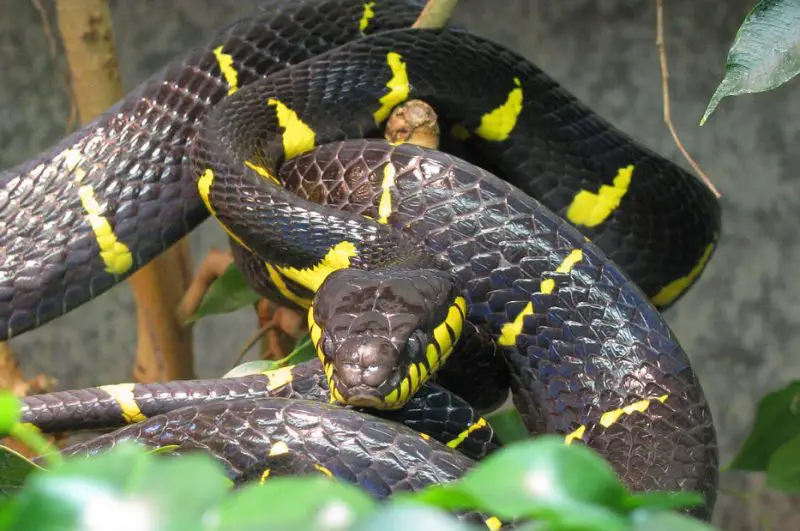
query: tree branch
[{"left": 656, "top": 0, "right": 721, "bottom": 198}]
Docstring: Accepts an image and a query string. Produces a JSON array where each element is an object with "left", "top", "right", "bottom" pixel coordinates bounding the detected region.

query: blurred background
[{"left": 1, "top": 1, "right": 798, "bottom": 529}]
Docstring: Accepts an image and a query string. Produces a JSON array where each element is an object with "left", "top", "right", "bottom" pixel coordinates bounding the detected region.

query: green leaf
[
  {"left": 208, "top": 477, "right": 376, "bottom": 531},
  {"left": 350, "top": 503, "right": 480, "bottom": 531},
  {"left": 766, "top": 436, "right": 800, "bottom": 492},
  {"left": 401, "top": 436, "right": 630, "bottom": 527},
  {"left": 487, "top": 408, "right": 528, "bottom": 444},
  {"left": 3, "top": 442, "right": 231, "bottom": 531},
  {"left": 0, "top": 393, "right": 21, "bottom": 435},
  {"left": 630, "top": 509, "right": 719, "bottom": 531},
  {"left": 284, "top": 334, "right": 316, "bottom": 364},
  {"left": 223, "top": 360, "right": 282, "bottom": 378},
  {"left": 701, "top": 0, "right": 800, "bottom": 124},
  {"left": 623, "top": 491, "right": 704, "bottom": 512},
  {"left": 185, "top": 262, "right": 261, "bottom": 323},
  {"left": 727, "top": 380, "right": 800, "bottom": 471},
  {"left": 0, "top": 446, "right": 42, "bottom": 497}
]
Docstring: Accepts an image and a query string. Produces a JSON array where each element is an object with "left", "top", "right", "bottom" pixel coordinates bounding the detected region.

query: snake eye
[{"left": 405, "top": 329, "right": 427, "bottom": 362}]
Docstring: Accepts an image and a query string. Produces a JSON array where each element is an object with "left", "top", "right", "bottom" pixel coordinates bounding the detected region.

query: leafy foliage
[
  {"left": 184, "top": 262, "right": 262, "bottom": 323},
  {"left": 701, "top": 0, "right": 800, "bottom": 124},
  {"left": 726, "top": 381, "right": 800, "bottom": 472}
]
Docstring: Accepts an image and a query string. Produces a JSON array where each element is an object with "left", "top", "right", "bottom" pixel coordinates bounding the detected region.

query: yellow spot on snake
[
  {"left": 213, "top": 45, "right": 239, "bottom": 95},
  {"left": 566, "top": 165, "right": 634, "bottom": 228},
  {"left": 98, "top": 383, "right": 146, "bottom": 423},
  {"left": 262, "top": 365, "right": 294, "bottom": 390},
  {"left": 476, "top": 77, "right": 523, "bottom": 142},
  {"left": 267, "top": 98, "right": 316, "bottom": 160},
  {"left": 484, "top": 517, "right": 502, "bottom": 531},
  {"left": 78, "top": 186, "right": 133, "bottom": 275},
  {"left": 266, "top": 263, "right": 313, "bottom": 308},
  {"left": 269, "top": 441, "right": 289, "bottom": 456},
  {"left": 359, "top": 2, "right": 376, "bottom": 32},
  {"left": 245, "top": 160, "right": 279, "bottom": 184},
  {"left": 499, "top": 249, "right": 583, "bottom": 346},
  {"left": 564, "top": 425, "right": 586, "bottom": 446},
  {"left": 259, "top": 468, "right": 271, "bottom": 484},
  {"left": 651, "top": 244, "right": 714, "bottom": 307},
  {"left": 276, "top": 241, "right": 357, "bottom": 292},
  {"left": 378, "top": 163, "right": 397, "bottom": 224},
  {"left": 564, "top": 395, "right": 669, "bottom": 446},
  {"left": 197, "top": 169, "right": 250, "bottom": 250},
  {"left": 420, "top": 432, "right": 431, "bottom": 441},
  {"left": 374, "top": 52, "right": 410, "bottom": 124},
  {"left": 447, "top": 417, "right": 488, "bottom": 449},
  {"left": 314, "top": 464, "right": 334, "bottom": 478}
]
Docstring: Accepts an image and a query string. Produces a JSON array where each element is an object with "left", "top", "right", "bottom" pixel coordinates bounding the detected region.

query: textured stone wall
[{"left": 1, "top": 1, "right": 798, "bottom": 529}]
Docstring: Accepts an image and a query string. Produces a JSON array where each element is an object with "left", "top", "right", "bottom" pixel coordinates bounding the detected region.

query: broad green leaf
[
  {"left": 701, "top": 0, "right": 800, "bottom": 124},
  {"left": 2, "top": 442, "right": 230, "bottom": 531},
  {"left": 185, "top": 262, "right": 261, "bottom": 323},
  {"left": 400, "top": 436, "right": 629, "bottom": 525},
  {"left": 209, "top": 477, "right": 376, "bottom": 531},
  {"left": 0, "top": 445, "right": 42, "bottom": 497},
  {"left": 622, "top": 491, "right": 704, "bottom": 512},
  {"left": 766, "top": 436, "right": 800, "bottom": 492},
  {"left": 727, "top": 381, "right": 800, "bottom": 471},
  {"left": 630, "top": 509, "right": 719, "bottom": 531},
  {"left": 350, "top": 503, "right": 479, "bottom": 531},
  {"left": 0, "top": 393, "right": 21, "bottom": 435},
  {"left": 487, "top": 408, "right": 528, "bottom": 444},
  {"left": 223, "top": 359, "right": 282, "bottom": 378}
]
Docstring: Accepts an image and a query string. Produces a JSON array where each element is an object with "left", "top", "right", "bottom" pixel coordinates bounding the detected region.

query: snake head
[{"left": 308, "top": 267, "right": 466, "bottom": 410}]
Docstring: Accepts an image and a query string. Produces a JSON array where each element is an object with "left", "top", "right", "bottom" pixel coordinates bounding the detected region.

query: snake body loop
[{"left": 1, "top": 0, "right": 721, "bottom": 523}]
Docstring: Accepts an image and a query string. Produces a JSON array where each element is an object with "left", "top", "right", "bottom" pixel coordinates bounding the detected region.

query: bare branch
[{"left": 656, "top": 0, "right": 721, "bottom": 198}]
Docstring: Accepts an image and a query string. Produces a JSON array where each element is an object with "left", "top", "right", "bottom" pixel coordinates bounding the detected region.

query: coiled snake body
[{"left": 2, "top": 0, "right": 721, "bottom": 523}]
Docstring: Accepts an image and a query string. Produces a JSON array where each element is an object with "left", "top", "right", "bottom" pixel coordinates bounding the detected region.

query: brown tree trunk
[{"left": 54, "top": 0, "right": 195, "bottom": 382}]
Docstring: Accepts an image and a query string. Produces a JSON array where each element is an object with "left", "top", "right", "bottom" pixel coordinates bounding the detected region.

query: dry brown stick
[
  {"left": 53, "top": 0, "right": 195, "bottom": 382},
  {"left": 176, "top": 248, "right": 234, "bottom": 323},
  {"left": 655, "top": 0, "right": 721, "bottom": 198},
  {"left": 412, "top": 0, "right": 458, "bottom": 29}
]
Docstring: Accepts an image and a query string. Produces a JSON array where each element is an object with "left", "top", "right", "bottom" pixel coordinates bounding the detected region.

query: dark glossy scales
[
  {"left": 279, "top": 140, "right": 718, "bottom": 516},
  {"left": 54, "top": 397, "right": 477, "bottom": 498},
  {"left": 20, "top": 358, "right": 499, "bottom": 461},
  {"left": 0, "top": 0, "right": 426, "bottom": 340}
]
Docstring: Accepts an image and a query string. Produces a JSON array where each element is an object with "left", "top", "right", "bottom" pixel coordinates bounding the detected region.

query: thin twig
[
  {"left": 412, "top": 0, "right": 458, "bottom": 29},
  {"left": 656, "top": 0, "right": 721, "bottom": 198},
  {"left": 230, "top": 322, "right": 276, "bottom": 370}
]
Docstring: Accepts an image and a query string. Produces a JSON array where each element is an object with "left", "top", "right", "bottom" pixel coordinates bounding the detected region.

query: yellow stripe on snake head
[
  {"left": 475, "top": 77, "right": 523, "bottom": 142},
  {"left": 266, "top": 263, "right": 313, "bottom": 308},
  {"left": 98, "top": 383, "right": 146, "bottom": 424},
  {"left": 651, "top": 243, "right": 714, "bottom": 307},
  {"left": 267, "top": 98, "right": 316, "bottom": 160},
  {"left": 359, "top": 2, "right": 376, "bottom": 32},
  {"left": 275, "top": 241, "right": 357, "bottom": 292},
  {"left": 197, "top": 168, "right": 251, "bottom": 251},
  {"left": 566, "top": 165, "right": 634, "bottom": 228},
  {"left": 499, "top": 249, "right": 583, "bottom": 346},
  {"left": 374, "top": 52, "right": 410, "bottom": 124},
  {"left": 213, "top": 45, "right": 239, "bottom": 95},
  {"left": 77, "top": 186, "right": 133, "bottom": 275}
]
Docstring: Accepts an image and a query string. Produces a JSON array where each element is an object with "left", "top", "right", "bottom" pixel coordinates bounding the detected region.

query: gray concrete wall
[{"left": 1, "top": 1, "right": 798, "bottom": 529}]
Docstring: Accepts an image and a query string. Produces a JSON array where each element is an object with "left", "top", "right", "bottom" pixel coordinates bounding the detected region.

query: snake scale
[{"left": 1, "top": 0, "right": 721, "bottom": 525}]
